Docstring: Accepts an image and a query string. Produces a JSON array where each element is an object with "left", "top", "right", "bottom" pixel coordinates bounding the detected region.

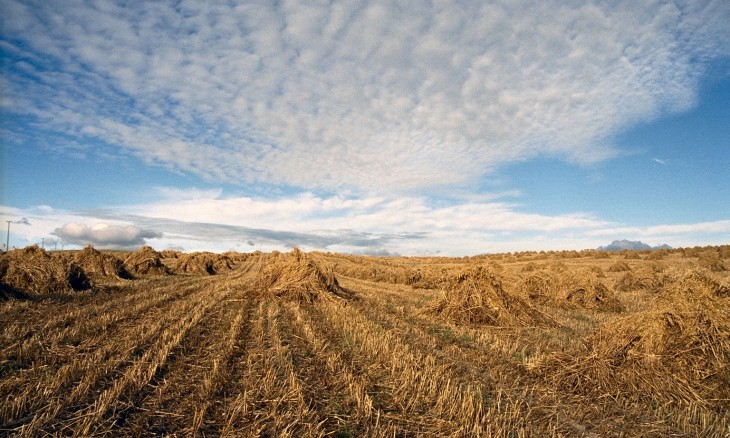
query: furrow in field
[
  {"left": 117, "top": 293, "right": 254, "bottom": 436},
  {"left": 199, "top": 297, "right": 257, "bottom": 436},
  {"left": 6, "top": 278, "right": 227, "bottom": 436},
  {"left": 352, "top": 282, "right": 526, "bottom": 380},
  {"left": 0, "top": 276, "right": 212, "bottom": 378},
  {"left": 221, "top": 299, "right": 326, "bottom": 438},
  {"left": 0, "top": 278, "right": 216, "bottom": 429},
  {"left": 280, "top": 300, "right": 408, "bottom": 437},
  {"left": 63, "top": 280, "right": 233, "bottom": 437},
  {"left": 309, "top": 297, "right": 542, "bottom": 435},
  {"left": 277, "top": 301, "right": 377, "bottom": 434}
]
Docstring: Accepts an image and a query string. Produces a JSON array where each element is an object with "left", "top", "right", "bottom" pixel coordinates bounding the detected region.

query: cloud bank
[
  {"left": 2, "top": 1, "right": 729, "bottom": 193},
  {"left": 52, "top": 223, "right": 161, "bottom": 248},
  {"left": 3, "top": 188, "right": 728, "bottom": 255}
]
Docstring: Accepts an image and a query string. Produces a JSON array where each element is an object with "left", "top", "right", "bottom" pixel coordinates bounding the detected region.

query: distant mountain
[
  {"left": 597, "top": 240, "right": 671, "bottom": 251},
  {"left": 652, "top": 244, "right": 672, "bottom": 250}
]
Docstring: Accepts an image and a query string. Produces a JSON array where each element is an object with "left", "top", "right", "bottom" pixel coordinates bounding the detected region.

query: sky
[{"left": 1, "top": 0, "right": 729, "bottom": 256}]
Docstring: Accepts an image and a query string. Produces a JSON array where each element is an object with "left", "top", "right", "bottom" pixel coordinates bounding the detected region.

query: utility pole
[
  {"left": 5, "top": 221, "right": 10, "bottom": 252},
  {"left": 41, "top": 237, "right": 45, "bottom": 249}
]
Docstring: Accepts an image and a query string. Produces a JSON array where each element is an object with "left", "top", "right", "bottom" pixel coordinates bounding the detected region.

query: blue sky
[{"left": 1, "top": 0, "right": 729, "bottom": 255}]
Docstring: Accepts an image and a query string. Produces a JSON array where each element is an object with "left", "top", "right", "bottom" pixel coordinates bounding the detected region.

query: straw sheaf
[
  {"left": 516, "top": 270, "right": 560, "bottom": 305},
  {"left": 170, "top": 252, "right": 238, "bottom": 275},
  {"left": 74, "top": 245, "right": 132, "bottom": 281},
  {"left": 0, "top": 246, "right": 91, "bottom": 298},
  {"left": 607, "top": 260, "right": 632, "bottom": 272},
  {"left": 560, "top": 271, "right": 624, "bottom": 312},
  {"left": 123, "top": 246, "right": 170, "bottom": 276},
  {"left": 536, "top": 271, "right": 730, "bottom": 411},
  {"left": 420, "top": 266, "right": 558, "bottom": 327},
  {"left": 661, "top": 267, "right": 729, "bottom": 299},
  {"left": 254, "top": 249, "right": 352, "bottom": 303},
  {"left": 613, "top": 266, "right": 665, "bottom": 293}
]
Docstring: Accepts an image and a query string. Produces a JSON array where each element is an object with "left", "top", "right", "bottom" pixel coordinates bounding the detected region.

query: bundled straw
[
  {"left": 697, "top": 253, "right": 727, "bottom": 272},
  {"left": 254, "top": 248, "right": 351, "bottom": 303},
  {"left": 170, "top": 252, "right": 238, "bottom": 275},
  {"left": 123, "top": 246, "right": 170, "bottom": 276},
  {"left": 420, "top": 266, "right": 558, "bottom": 327},
  {"left": 517, "top": 269, "right": 623, "bottom": 311},
  {"left": 661, "top": 267, "right": 729, "bottom": 299},
  {"left": 560, "top": 271, "right": 624, "bottom": 312},
  {"left": 536, "top": 268, "right": 730, "bottom": 413},
  {"left": 0, "top": 246, "right": 90, "bottom": 298},
  {"left": 74, "top": 245, "right": 131, "bottom": 281},
  {"left": 159, "top": 250, "right": 182, "bottom": 259},
  {"left": 613, "top": 266, "right": 664, "bottom": 293},
  {"left": 516, "top": 270, "right": 558, "bottom": 303},
  {"left": 607, "top": 260, "right": 632, "bottom": 272}
]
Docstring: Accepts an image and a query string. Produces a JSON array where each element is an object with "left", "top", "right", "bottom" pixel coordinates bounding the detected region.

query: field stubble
[{"left": 0, "top": 246, "right": 729, "bottom": 437}]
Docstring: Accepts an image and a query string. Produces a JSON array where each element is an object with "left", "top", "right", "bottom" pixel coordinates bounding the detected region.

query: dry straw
[
  {"left": 662, "top": 267, "right": 729, "bottom": 299},
  {"left": 254, "top": 248, "right": 352, "bottom": 303},
  {"left": 74, "top": 245, "right": 132, "bottom": 282},
  {"left": 607, "top": 260, "right": 632, "bottom": 272},
  {"left": 515, "top": 270, "right": 567, "bottom": 308},
  {"left": 560, "top": 270, "right": 624, "bottom": 312},
  {"left": 420, "top": 265, "right": 558, "bottom": 327},
  {"left": 697, "top": 253, "right": 727, "bottom": 272},
  {"left": 123, "top": 246, "right": 170, "bottom": 276},
  {"left": 613, "top": 266, "right": 664, "bottom": 293},
  {"left": 170, "top": 252, "right": 238, "bottom": 275},
  {"left": 159, "top": 249, "right": 182, "bottom": 259},
  {"left": 536, "top": 268, "right": 730, "bottom": 414},
  {"left": 517, "top": 268, "right": 623, "bottom": 311},
  {"left": 0, "top": 246, "right": 90, "bottom": 298}
]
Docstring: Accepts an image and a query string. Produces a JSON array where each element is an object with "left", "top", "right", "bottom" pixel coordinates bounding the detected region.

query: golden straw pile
[
  {"left": 421, "top": 265, "right": 558, "bottom": 327},
  {"left": 254, "top": 248, "right": 352, "bottom": 303}
]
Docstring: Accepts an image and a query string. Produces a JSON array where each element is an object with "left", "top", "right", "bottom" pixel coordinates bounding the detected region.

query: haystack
[
  {"left": 123, "top": 246, "right": 170, "bottom": 276},
  {"left": 697, "top": 253, "right": 727, "bottom": 272},
  {"left": 607, "top": 260, "right": 632, "bottom": 272},
  {"left": 613, "top": 267, "right": 664, "bottom": 293},
  {"left": 211, "top": 253, "right": 237, "bottom": 273},
  {"left": 0, "top": 246, "right": 91, "bottom": 298},
  {"left": 560, "top": 271, "right": 624, "bottom": 312},
  {"left": 160, "top": 250, "right": 182, "bottom": 259},
  {"left": 171, "top": 252, "right": 237, "bottom": 275},
  {"left": 221, "top": 251, "right": 250, "bottom": 264},
  {"left": 661, "top": 267, "right": 729, "bottom": 299},
  {"left": 420, "top": 266, "right": 558, "bottom": 327},
  {"left": 536, "top": 271, "right": 730, "bottom": 412},
  {"left": 74, "top": 245, "right": 131, "bottom": 281},
  {"left": 516, "top": 270, "right": 567, "bottom": 308},
  {"left": 254, "top": 248, "right": 351, "bottom": 303},
  {"left": 171, "top": 252, "right": 216, "bottom": 275},
  {"left": 521, "top": 262, "right": 539, "bottom": 272}
]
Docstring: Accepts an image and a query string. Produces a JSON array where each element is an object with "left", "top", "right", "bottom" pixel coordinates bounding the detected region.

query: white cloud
[
  {"left": 3, "top": 190, "right": 728, "bottom": 254},
  {"left": 51, "top": 223, "right": 161, "bottom": 248},
  {"left": 2, "top": 1, "right": 729, "bottom": 193}
]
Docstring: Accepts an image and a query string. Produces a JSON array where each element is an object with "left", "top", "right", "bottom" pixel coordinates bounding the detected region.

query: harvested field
[
  {"left": 536, "top": 269, "right": 730, "bottom": 425},
  {"left": 1, "top": 246, "right": 728, "bottom": 436}
]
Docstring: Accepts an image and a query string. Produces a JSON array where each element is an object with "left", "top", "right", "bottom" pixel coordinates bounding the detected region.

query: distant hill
[{"left": 598, "top": 240, "right": 672, "bottom": 251}]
